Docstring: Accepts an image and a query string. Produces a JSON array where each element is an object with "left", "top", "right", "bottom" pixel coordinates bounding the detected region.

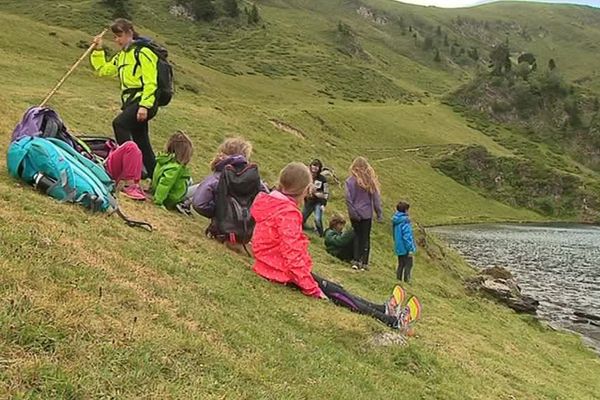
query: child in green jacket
[
  {"left": 151, "top": 131, "right": 193, "bottom": 209},
  {"left": 324, "top": 214, "right": 355, "bottom": 262}
]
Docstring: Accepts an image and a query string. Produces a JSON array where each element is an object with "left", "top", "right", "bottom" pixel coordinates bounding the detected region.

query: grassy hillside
[{"left": 1, "top": 0, "right": 600, "bottom": 398}]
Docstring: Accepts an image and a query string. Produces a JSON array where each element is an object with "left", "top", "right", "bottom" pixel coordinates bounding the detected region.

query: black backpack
[
  {"left": 133, "top": 41, "right": 174, "bottom": 107},
  {"left": 208, "top": 163, "right": 262, "bottom": 244}
]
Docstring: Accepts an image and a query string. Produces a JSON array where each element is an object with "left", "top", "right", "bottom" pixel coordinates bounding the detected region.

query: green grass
[{"left": 1, "top": 1, "right": 600, "bottom": 398}]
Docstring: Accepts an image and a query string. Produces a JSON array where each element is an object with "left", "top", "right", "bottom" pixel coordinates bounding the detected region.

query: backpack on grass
[
  {"left": 7, "top": 136, "right": 152, "bottom": 230},
  {"left": 207, "top": 163, "right": 262, "bottom": 245},
  {"left": 10, "top": 106, "right": 107, "bottom": 163}
]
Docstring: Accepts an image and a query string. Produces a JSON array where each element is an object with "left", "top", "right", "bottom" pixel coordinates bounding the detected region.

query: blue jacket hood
[{"left": 392, "top": 211, "right": 409, "bottom": 225}]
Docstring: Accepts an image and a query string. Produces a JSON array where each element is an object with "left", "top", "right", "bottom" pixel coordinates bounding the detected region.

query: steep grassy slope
[{"left": 1, "top": 0, "right": 600, "bottom": 398}]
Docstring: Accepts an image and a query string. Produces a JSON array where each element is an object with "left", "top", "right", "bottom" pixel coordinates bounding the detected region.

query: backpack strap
[{"left": 114, "top": 207, "right": 153, "bottom": 231}]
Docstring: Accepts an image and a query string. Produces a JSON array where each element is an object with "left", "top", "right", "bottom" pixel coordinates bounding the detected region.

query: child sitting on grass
[
  {"left": 151, "top": 131, "right": 193, "bottom": 209},
  {"left": 392, "top": 201, "right": 416, "bottom": 283},
  {"left": 323, "top": 214, "right": 355, "bottom": 263},
  {"left": 104, "top": 141, "right": 145, "bottom": 201},
  {"left": 251, "top": 162, "right": 420, "bottom": 329}
]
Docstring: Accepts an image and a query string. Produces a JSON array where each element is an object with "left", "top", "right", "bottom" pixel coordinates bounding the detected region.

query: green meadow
[{"left": 1, "top": 0, "right": 599, "bottom": 398}]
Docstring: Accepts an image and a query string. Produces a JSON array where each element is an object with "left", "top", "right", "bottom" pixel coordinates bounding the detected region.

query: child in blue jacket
[{"left": 392, "top": 201, "right": 416, "bottom": 283}]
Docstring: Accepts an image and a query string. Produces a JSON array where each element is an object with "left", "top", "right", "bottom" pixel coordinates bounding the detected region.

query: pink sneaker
[{"left": 121, "top": 184, "right": 146, "bottom": 201}]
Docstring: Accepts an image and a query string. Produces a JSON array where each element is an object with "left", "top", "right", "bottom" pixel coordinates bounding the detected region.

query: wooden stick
[{"left": 39, "top": 28, "right": 108, "bottom": 108}]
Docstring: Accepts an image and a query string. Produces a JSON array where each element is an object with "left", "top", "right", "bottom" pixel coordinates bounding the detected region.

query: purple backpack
[{"left": 11, "top": 107, "right": 76, "bottom": 147}]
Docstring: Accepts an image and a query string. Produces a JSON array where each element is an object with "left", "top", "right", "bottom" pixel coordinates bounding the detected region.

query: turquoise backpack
[{"left": 7, "top": 136, "right": 152, "bottom": 230}]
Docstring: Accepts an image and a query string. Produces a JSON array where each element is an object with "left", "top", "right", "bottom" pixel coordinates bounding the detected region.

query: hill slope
[{"left": 1, "top": 0, "right": 600, "bottom": 398}]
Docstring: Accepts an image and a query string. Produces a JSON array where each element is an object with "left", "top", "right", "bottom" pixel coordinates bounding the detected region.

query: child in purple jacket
[{"left": 345, "top": 156, "right": 383, "bottom": 270}]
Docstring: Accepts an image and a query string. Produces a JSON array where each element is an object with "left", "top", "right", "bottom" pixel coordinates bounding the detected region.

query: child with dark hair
[
  {"left": 392, "top": 201, "right": 416, "bottom": 283},
  {"left": 302, "top": 159, "right": 329, "bottom": 236},
  {"left": 323, "top": 214, "right": 355, "bottom": 262}
]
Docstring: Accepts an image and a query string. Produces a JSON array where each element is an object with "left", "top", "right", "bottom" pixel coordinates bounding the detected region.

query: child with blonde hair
[
  {"left": 191, "top": 137, "right": 254, "bottom": 217},
  {"left": 151, "top": 131, "right": 193, "bottom": 209},
  {"left": 251, "top": 162, "right": 420, "bottom": 329},
  {"left": 345, "top": 156, "right": 383, "bottom": 270}
]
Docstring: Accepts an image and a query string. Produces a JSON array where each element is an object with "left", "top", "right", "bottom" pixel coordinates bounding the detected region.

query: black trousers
[
  {"left": 112, "top": 102, "right": 158, "bottom": 175},
  {"left": 312, "top": 274, "right": 397, "bottom": 327},
  {"left": 351, "top": 218, "right": 372, "bottom": 266},
  {"left": 397, "top": 255, "right": 414, "bottom": 282}
]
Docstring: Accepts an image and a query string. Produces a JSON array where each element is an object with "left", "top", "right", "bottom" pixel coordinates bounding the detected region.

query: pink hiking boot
[{"left": 121, "top": 184, "right": 146, "bottom": 201}]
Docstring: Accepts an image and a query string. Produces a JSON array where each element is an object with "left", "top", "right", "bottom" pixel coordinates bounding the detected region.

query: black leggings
[
  {"left": 112, "top": 102, "right": 158, "bottom": 175},
  {"left": 312, "top": 274, "right": 397, "bottom": 328},
  {"left": 351, "top": 218, "right": 372, "bottom": 266}
]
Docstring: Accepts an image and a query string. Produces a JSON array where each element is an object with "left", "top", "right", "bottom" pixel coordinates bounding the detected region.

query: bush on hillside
[
  {"left": 101, "top": 0, "right": 130, "bottom": 19},
  {"left": 432, "top": 145, "right": 599, "bottom": 218}
]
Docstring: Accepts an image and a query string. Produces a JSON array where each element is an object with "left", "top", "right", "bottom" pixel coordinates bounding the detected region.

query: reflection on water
[{"left": 432, "top": 224, "right": 600, "bottom": 352}]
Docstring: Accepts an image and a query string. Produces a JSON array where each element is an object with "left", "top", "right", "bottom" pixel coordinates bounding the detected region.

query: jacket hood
[
  {"left": 215, "top": 155, "right": 247, "bottom": 172},
  {"left": 392, "top": 211, "right": 409, "bottom": 224},
  {"left": 251, "top": 190, "right": 297, "bottom": 223},
  {"left": 156, "top": 152, "right": 176, "bottom": 164}
]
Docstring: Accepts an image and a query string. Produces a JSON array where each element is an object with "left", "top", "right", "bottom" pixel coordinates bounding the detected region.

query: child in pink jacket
[{"left": 251, "top": 162, "right": 412, "bottom": 329}]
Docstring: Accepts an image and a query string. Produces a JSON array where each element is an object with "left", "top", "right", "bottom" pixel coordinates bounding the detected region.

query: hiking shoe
[
  {"left": 385, "top": 285, "right": 407, "bottom": 316},
  {"left": 121, "top": 184, "right": 146, "bottom": 201},
  {"left": 176, "top": 202, "right": 192, "bottom": 216},
  {"left": 351, "top": 262, "right": 360, "bottom": 270},
  {"left": 396, "top": 295, "right": 422, "bottom": 328}
]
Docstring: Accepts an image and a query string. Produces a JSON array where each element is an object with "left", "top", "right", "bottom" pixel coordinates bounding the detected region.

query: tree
[
  {"left": 191, "top": 0, "right": 216, "bottom": 21},
  {"left": 223, "top": 0, "right": 239, "bottom": 18},
  {"left": 436, "top": 25, "right": 442, "bottom": 36},
  {"left": 102, "top": 0, "right": 130, "bottom": 19},
  {"left": 444, "top": 33, "right": 449, "bottom": 47},
  {"left": 468, "top": 47, "right": 479, "bottom": 61},
  {"left": 398, "top": 16, "right": 405, "bottom": 28},
  {"left": 489, "top": 42, "right": 511, "bottom": 75},
  {"left": 515, "top": 61, "right": 532, "bottom": 81},
  {"left": 423, "top": 36, "right": 434, "bottom": 50},
  {"left": 247, "top": 3, "right": 260, "bottom": 24},
  {"left": 434, "top": 49, "right": 441, "bottom": 62},
  {"left": 548, "top": 58, "right": 557, "bottom": 71}
]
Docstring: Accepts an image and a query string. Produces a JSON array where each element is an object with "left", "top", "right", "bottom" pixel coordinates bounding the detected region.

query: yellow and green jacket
[{"left": 90, "top": 43, "right": 158, "bottom": 109}]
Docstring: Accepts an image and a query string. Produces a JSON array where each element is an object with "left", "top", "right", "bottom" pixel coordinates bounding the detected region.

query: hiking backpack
[
  {"left": 7, "top": 136, "right": 115, "bottom": 211},
  {"left": 78, "top": 135, "right": 119, "bottom": 160},
  {"left": 7, "top": 136, "right": 152, "bottom": 230},
  {"left": 133, "top": 40, "right": 174, "bottom": 107},
  {"left": 208, "top": 163, "right": 262, "bottom": 244},
  {"left": 10, "top": 106, "right": 106, "bottom": 162}
]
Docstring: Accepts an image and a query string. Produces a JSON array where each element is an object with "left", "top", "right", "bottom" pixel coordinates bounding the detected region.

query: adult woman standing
[{"left": 90, "top": 19, "right": 159, "bottom": 176}]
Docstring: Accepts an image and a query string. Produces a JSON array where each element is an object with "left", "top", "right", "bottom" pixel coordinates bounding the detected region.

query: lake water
[{"left": 431, "top": 224, "right": 600, "bottom": 352}]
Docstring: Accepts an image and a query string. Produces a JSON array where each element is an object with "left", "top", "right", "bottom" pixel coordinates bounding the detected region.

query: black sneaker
[{"left": 176, "top": 203, "right": 192, "bottom": 216}]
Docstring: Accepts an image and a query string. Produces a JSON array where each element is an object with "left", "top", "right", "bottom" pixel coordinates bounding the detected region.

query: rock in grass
[{"left": 465, "top": 267, "right": 539, "bottom": 314}]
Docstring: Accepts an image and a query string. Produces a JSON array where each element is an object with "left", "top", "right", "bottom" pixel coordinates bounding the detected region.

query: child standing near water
[{"left": 393, "top": 201, "right": 416, "bottom": 283}]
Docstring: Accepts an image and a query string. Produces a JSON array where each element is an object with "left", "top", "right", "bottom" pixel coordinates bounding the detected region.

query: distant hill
[{"left": 0, "top": 0, "right": 599, "bottom": 398}]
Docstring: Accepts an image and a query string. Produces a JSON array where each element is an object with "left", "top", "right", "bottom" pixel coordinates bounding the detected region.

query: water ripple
[{"left": 432, "top": 223, "right": 600, "bottom": 352}]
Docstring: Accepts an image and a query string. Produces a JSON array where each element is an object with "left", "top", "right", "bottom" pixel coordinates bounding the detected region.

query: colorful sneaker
[
  {"left": 121, "top": 184, "right": 146, "bottom": 201},
  {"left": 397, "top": 295, "right": 422, "bottom": 329},
  {"left": 385, "top": 285, "right": 407, "bottom": 316}
]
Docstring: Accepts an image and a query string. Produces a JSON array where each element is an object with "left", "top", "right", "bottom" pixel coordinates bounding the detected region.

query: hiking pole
[{"left": 39, "top": 28, "right": 108, "bottom": 108}]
